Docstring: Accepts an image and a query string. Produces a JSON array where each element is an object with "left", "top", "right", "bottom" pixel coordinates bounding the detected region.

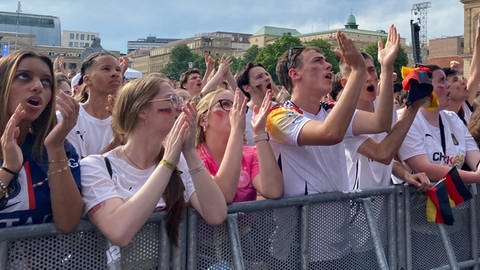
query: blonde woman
[
  {"left": 81, "top": 74, "right": 226, "bottom": 247},
  {"left": 195, "top": 89, "right": 283, "bottom": 203}
]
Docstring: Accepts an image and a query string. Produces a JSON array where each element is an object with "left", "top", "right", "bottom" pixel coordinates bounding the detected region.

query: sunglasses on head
[{"left": 287, "top": 46, "right": 305, "bottom": 69}]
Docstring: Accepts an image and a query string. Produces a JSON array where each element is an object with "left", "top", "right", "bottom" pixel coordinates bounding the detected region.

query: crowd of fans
[{"left": 2, "top": 19, "right": 480, "bottom": 265}]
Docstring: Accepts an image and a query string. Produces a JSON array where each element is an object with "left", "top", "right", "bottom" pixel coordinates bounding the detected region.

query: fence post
[
  {"left": 227, "top": 213, "right": 245, "bottom": 270},
  {"left": 362, "top": 198, "right": 389, "bottom": 270},
  {"left": 158, "top": 219, "right": 171, "bottom": 270},
  {"left": 171, "top": 211, "right": 187, "bottom": 270},
  {"left": 0, "top": 241, "right": 7, "bottom": 270},
  {"left": 437, "top": 224, "right": 459, "bottom": 270},
  {"left": 470, "top": 184, "right": 479, "bottom": 270},
  {"left": 395, "top": 185, "right": 407, "bottom": 270},
  {"left": 300, "top": 204, "right": 310, "bottom": 270},
  {"left": 387, "top": 188, "right": 397, "bottom": 270},
  {"left": 186, "top": 209, "right": 198, "bottom": 270}
]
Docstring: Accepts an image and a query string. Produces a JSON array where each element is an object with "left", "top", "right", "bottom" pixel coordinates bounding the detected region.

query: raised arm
[
  {"left": 44, "top": 92, "right": 83, "bottom": 233},
  {"left": 201, "top": 53, "right": 215, "bottom": 88},
  {"left": 468, "top": 17, "right": 480, "bottom": 105},
  {"left": 210, "top": 90, "right": 246, "bottom": 203},
  {"left": 201, "top": 55, "right": 233, "bottom": 94},
  {"left": 353, "top": 25, "right": 400, "bottom": 135},
  {"left": 357, "top": 97, "right": 423, "bottom": 165},
  {"left": 251, "top": 90, "right": 283, "bottom": 199},
  {"left": 298, "top": 31, "right": 366, "bottom": 145},
  {"left": 181, "top": 102, "right": 227, "bottom": 224},
  {"left": 87, "top": 113, "right": 188, "bottom": 247}
]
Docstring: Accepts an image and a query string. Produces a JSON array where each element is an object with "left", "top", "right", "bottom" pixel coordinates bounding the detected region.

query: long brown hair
[
  {"left": 0, "top": 49, "right": 56, "bottom": 162},
  {"left": 112, "top": 73, "right": 185, "bottom": 246}
]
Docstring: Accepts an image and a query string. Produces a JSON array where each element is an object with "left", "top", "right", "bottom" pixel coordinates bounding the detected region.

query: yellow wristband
[{"left": 160, "top": 159, "right": 176, "bottom": 171}]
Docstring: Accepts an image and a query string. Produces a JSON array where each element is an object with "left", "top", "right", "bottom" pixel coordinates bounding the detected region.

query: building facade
[
  {"left": 461, "top": 0, "right": 480, "bottom": 77},
  {"left": 131, "top": 31, "right": 251, "bottom": 74},
  {"left": 127, "top": 36, "right": 179, "bottom": 53},
  {"left": 427, "top": 36, "right": 464, "bottom": 71},
  {"left": 0, "top": 11, "right": 60, "bottom": 46},
  {"left": 249, "top": 26, "right": 301, "bottom": 48},
  {"left": 62, "top": 30, "right": 99, "bottom": 48}
]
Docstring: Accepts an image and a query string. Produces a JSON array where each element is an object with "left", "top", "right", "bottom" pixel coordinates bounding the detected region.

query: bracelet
[
  {"left": 0, "top": 179, "right": 8, "bottom": 199},
  {"left": 160, "top": 159, "right": 177, "bottom": 171},
  {"left": 48, "top": 158, "right": 68, "bottom": 164},
  {"left": 189, "top": 164, "right": 205, "bottom": 176},
  {"left": 1, "top": 166, "right": 18, "bottom": 178},
  {"left": 47, "top": 166, "right": 69, "bottom": 176},
  {"left": 253, "top": 133, "right": 270, "bottom": 144}
]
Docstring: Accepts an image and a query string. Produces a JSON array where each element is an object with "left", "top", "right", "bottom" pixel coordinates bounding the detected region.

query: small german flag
[
  {"left": 426, "top": 182, "right": 455, "bottom": 225},
  {"left": 444, "top": 167, "right": 472, "bottom": 206}
]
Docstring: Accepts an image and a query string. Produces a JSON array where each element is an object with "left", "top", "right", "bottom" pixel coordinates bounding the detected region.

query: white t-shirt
[
  {"left": 80, "top": 148, "right": 195, "bottom": 214},
  {"left": 63, "top": 105, "right": 113, "bottom": 159},
  {"left": 345, "top": 107, "right": 398, "bottom": 190},
  {"left": 344, "top": 132, "right": 394, "bottom": 190},
  {"left": 398, "top": 110, "right": 479, "bottom": 170},
  {"left": 266, "top": 101, "right": 354, "bottom": 197}
]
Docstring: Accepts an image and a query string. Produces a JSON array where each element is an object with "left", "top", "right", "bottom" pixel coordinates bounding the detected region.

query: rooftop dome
[
  {"left": 347, "top": 14, "right": 356, "bottom": 25},
  {"left": 345, "top": 13, "right": 359, "bottom": 29}
]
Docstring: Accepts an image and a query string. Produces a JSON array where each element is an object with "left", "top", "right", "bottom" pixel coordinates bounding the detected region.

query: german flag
[
  {"left": 444, "top": 167, "right": 472, "bottom": 206},
  {"left": 426, "top": 182, "right": 455, "bottom": 225}
]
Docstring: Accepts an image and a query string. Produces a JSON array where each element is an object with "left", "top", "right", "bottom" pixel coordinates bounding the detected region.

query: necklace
[{"left": 122, "top": 147, "right": 151, "bottom": 170}]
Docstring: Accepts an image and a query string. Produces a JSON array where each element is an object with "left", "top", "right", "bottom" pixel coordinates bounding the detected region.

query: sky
[{"left": 0, "top": 0, "right": 465, "bottom": 54}]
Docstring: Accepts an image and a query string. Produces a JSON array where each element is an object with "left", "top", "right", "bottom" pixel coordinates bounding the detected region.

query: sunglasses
[
  {"left": 287, "top": 46, "right": 305, "bottom": 69},
  {"left": 150, "top": 94, "right": 184, "bottom": 109}
]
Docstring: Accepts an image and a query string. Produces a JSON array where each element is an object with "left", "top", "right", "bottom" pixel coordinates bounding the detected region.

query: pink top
[{"left": 197, "top": 144, "right": 259, "bottom": 202}]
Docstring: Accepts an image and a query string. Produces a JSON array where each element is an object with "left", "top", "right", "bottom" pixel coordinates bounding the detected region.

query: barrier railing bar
[
  {"left": 186, "top": 209, "right": 198, "bottom": 270},
  {"left": 228, "top": 187, "right": 396, "bottom": 213},
  {"left": 0, "top": 241, "right": 7, "bottom": 270},
  {"left": 227, "top": 213, "right": 245, "bottom": 270},
  {"left": 158, "top": 219, "right": 170, "bottom": 270},
  {"left": 470, "top": 184, "right": 479, "bottom": 270},
  {"left": 395, "top": 185, "right": 407, "bottom": 270},
  {"left": 362, "top": 198, "right": 389, "bottom": 270},
  {"left": 405, "top": 187, "right": 412, "bottom": 270},
  {"left": 438, "top": 224, "right": 459, "bottom": 270},
  {"left": 300, "top": 204, "right": 310, "bottom": 270},
  {"left": 387, "top": 189, "right": 397, "bottom": 269},
  {"left": 431, "top": 258, "right": 480, "bottom": 270}
]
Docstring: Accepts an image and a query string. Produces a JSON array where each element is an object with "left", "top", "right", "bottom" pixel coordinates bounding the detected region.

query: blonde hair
[
  {"left": 0, "top": 49, "right": 56, "bottom": 161},
  {"left": 194, "top": 88, "right": 233, "bottom": 147},
  {"left": 111, "top": 73, "right": 186, "bottom": 246}
]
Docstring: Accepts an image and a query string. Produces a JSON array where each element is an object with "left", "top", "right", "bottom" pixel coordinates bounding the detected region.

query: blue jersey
[{"left": 0, "top": 133, "right": 81, "bottom": 227}]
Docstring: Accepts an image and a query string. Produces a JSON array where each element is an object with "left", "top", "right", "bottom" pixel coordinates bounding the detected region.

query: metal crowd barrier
[{"left": 0, "top": 184, "right": 478, "bottom": 269}]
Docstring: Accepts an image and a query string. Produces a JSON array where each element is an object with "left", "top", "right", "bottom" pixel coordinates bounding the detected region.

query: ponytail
[{"left": 160, "top": 147, "right": 186, "bottom": 246}]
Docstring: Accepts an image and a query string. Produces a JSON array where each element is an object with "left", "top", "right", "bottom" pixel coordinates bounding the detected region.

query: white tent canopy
[{"left": 124, "top": 67, "right": 143, "bottom": 80}]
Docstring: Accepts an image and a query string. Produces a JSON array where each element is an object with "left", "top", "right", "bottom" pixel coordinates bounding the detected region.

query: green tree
[
  {"left": 256, "top": 35, "right": 302, "bottom": 83},
  {"left": 235, "top": 45, "right": 260, "bottom": 72},
  {"left": 364, "top": 40, "right": 408, "bottom": 82},
  {"left": 303, "top": 39, "right": 339, "bottom": 73},
  {"left": 162, "top": 44, "right": 204, "bottom": 80}
]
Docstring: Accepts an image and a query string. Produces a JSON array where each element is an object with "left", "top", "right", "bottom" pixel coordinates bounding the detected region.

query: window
[
  {"left": 86, "top": 35, "right": 90, "bottom": 40},
  {"left": 69, "top": 42, "right": 73, "bottom": 47},
  {"left": 80, "top": 34, "right": 84, "bottom": 40},
  {"left": 70, "top": 33, "right": 74, "bottom": 39},
  {"left": 76, "top": 33, "right": 79, "bottom": 40},
  {"left": 74, "top": 42, "right": 78, "bottom": 47}
]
